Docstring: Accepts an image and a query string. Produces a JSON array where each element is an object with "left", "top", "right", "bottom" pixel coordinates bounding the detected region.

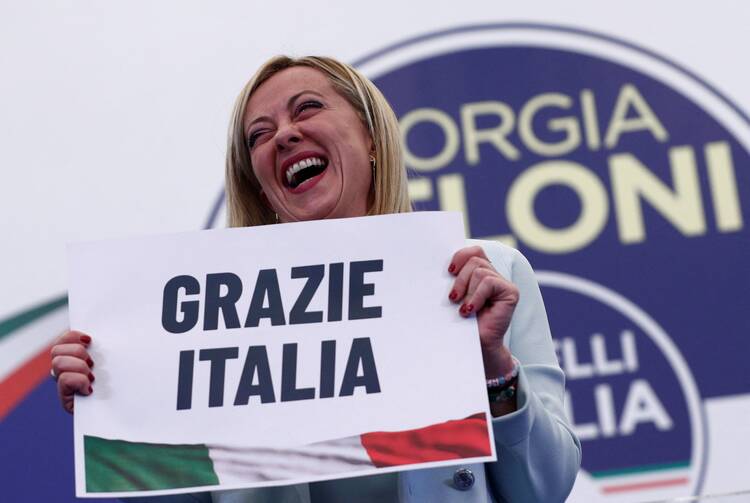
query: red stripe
[
  {"left": 361, "top": 412, "right": 492, "bottom": 468},
  {"left": 0, "top": 345, "right": 53, "bottom": 421},
  {"left": 602, "top": 477, "right": 690, "bottom": 494}
]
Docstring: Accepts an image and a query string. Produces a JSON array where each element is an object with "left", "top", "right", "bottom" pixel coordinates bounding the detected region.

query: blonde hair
[{"left": 225, "top": 55, "right": 412, "bottom": 227}]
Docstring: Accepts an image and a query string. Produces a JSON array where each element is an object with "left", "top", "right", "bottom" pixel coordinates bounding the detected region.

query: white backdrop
[{"left": 2, "top": 1, "right": 749, "bottom": 317}]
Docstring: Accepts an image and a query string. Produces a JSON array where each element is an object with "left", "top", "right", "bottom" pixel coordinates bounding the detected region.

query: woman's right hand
[{"left": 51, "top": 330, "right": 95, "bottom": 414}]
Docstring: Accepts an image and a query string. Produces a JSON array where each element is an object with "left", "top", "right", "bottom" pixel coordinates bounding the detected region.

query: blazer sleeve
[{"left": 479, "top": 241, "right": 581, "bottom": 503}]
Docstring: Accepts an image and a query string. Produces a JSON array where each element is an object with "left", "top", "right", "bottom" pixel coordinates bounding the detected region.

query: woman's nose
[{"left": 274, "top": 122, "right": 302, "bottom": 151}]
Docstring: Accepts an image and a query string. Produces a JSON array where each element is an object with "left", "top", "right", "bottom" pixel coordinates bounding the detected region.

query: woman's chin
[
  {"left": 282, "top": 200, "right": 370, "bottom": 222},
  {"left": 280, "top": 203, "right": 338, "bottom": 223},
  {"left": 277, "top": 184, "right": 369, "bottom": 222}
]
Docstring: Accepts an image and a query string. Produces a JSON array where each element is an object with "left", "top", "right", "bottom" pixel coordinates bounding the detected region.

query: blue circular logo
[{"left": 351, "top": 23, "right": 750, "bottom": 499}]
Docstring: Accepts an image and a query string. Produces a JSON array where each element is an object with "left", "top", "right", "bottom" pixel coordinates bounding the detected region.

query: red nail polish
[
  {"left": 86, "top": 358, "right": 94, "bottom": 368},
  {"left": 459, "top": 304, "right": 467, "bottom": 315},
  {"left": 467, "top": 304, "right": 475, "bottom": 313},
  {"left": 88, "top": 386, "right": 93, "bottom": 394},
  {"left": 449, "top": 290, "right": 457, "bottom": 301},
  {"left": 448, "top": 263, "right": 456, "bottom": 273},
  {"left": 80, "top": 335, "right": 91, "bottom": 344},
  {"left": 88, "top": 373, "right": 95, "bottom": 383}
]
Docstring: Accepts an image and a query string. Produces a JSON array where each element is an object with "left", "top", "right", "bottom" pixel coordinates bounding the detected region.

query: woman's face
[{"left": 244, "top": 67, "right": 373, "bottom": 222}]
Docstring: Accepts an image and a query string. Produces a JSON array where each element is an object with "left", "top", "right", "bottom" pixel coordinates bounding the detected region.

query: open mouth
[{"left": 284, "top": 156, "right": 328, "bottom": 190}]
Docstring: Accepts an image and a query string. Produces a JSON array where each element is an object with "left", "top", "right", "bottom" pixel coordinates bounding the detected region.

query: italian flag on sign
[{"left": 84, "top": 413, "right": 491, "bottom": 493}]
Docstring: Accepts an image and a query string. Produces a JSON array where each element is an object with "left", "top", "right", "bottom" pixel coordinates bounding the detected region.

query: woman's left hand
[{"left": 448, "top": 246, "right": 518, "bottom": 379}]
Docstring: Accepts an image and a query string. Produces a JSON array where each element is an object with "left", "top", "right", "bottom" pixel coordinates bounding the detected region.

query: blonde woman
[{"left": 52, "top": 56, "right": 581, "bottom": 503}]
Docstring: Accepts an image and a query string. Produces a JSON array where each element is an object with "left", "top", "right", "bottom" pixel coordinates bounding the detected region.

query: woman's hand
[
  {"left": 448, "top": 246, "right": 518, "bottom": 379},
  {"left": 51, "top": 330, "right": 95, "bottom": 414}
]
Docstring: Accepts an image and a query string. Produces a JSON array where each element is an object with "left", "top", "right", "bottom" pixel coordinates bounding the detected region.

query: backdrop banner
[
  {"left": 354, "top": 24, "right": 750, "bottom": 501},
  {"left": 66, "top": 211, "right": 495, "bottom": 498}
]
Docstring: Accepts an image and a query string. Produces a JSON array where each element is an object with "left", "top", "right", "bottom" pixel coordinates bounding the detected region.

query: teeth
[{"left": 285, "top": 157, "right": 326, "bottom": 186}]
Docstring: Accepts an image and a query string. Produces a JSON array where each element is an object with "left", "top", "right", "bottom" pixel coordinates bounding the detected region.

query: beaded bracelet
[
  {"left": 486, "top": 358, "right": 520, "bottom": 389},
  {"left": 486, "top": 358, "right": 520, "bottom": 403}
]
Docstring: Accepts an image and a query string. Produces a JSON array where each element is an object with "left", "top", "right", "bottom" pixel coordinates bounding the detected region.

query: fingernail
[
  {"left": 459, "top": 304, "right": 467, "bottom": 315},
  {"left": 88, "top": 386, "right": 93, "bottom": 394},
  {"left": 88, "top": 373, "right": 95, "bottom": 383},
  {"left": 449, "top": 290, "right": 458, "bottom": 301},
  {"left": 80, "top": 335, "right": 91, "bottom": 344},
  {"left": 466, "top": 304, "right": 475, "bottom": 313},
  {"left": 86, "top": 358, "right": 94, "bottom": 368},
  {"left": 448, "top": 263, "right": 456, "bottom": 274}
]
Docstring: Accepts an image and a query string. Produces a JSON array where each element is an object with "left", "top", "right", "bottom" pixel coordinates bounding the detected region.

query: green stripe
[
  {"left": 0, "top": 295, "right": 68, "bottom": 341},
  {"left": 85, "top": 435, "right": 220, "bottom": 492},
  {"left": 591, "top": 460, "right": 691, "bottom": 479}
]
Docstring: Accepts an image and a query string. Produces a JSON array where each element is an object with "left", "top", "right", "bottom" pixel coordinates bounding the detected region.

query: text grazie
[{"left": 162, "top": 260, "right": 384, "bottom": 333}]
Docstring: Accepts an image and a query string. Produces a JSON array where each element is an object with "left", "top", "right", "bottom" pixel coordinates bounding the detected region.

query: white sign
[{"left": 67, "top": 211, "right": 496, "bottom": 498}]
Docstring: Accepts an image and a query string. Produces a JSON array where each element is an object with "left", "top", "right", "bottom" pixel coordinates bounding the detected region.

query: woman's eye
[
  {"left": 247, "top": 131, "right": 266, "bottom": 149},
  {"left": 295, "top": 100, "right": 323, "bottom": 115}
]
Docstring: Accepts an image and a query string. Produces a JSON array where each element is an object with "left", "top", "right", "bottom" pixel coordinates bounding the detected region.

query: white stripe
[
  {"left": 0, "top": 304, "right": 68, "bottom": 381},
  {"left": 208, "top": 435, "right": 373, "bottom": 484},
  {"left": 595, "top": 467, "right": 691, "bottom": 486}
]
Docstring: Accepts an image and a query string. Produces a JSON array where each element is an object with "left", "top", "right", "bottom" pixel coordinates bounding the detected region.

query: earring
[{"left": 369, "top": 154, "right": 376, "bottom": 182}]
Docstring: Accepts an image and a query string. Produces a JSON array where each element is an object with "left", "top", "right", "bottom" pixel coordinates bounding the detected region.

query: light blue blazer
[{"left": 131, "top": 240, "right": 581, "bottom": 503}]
